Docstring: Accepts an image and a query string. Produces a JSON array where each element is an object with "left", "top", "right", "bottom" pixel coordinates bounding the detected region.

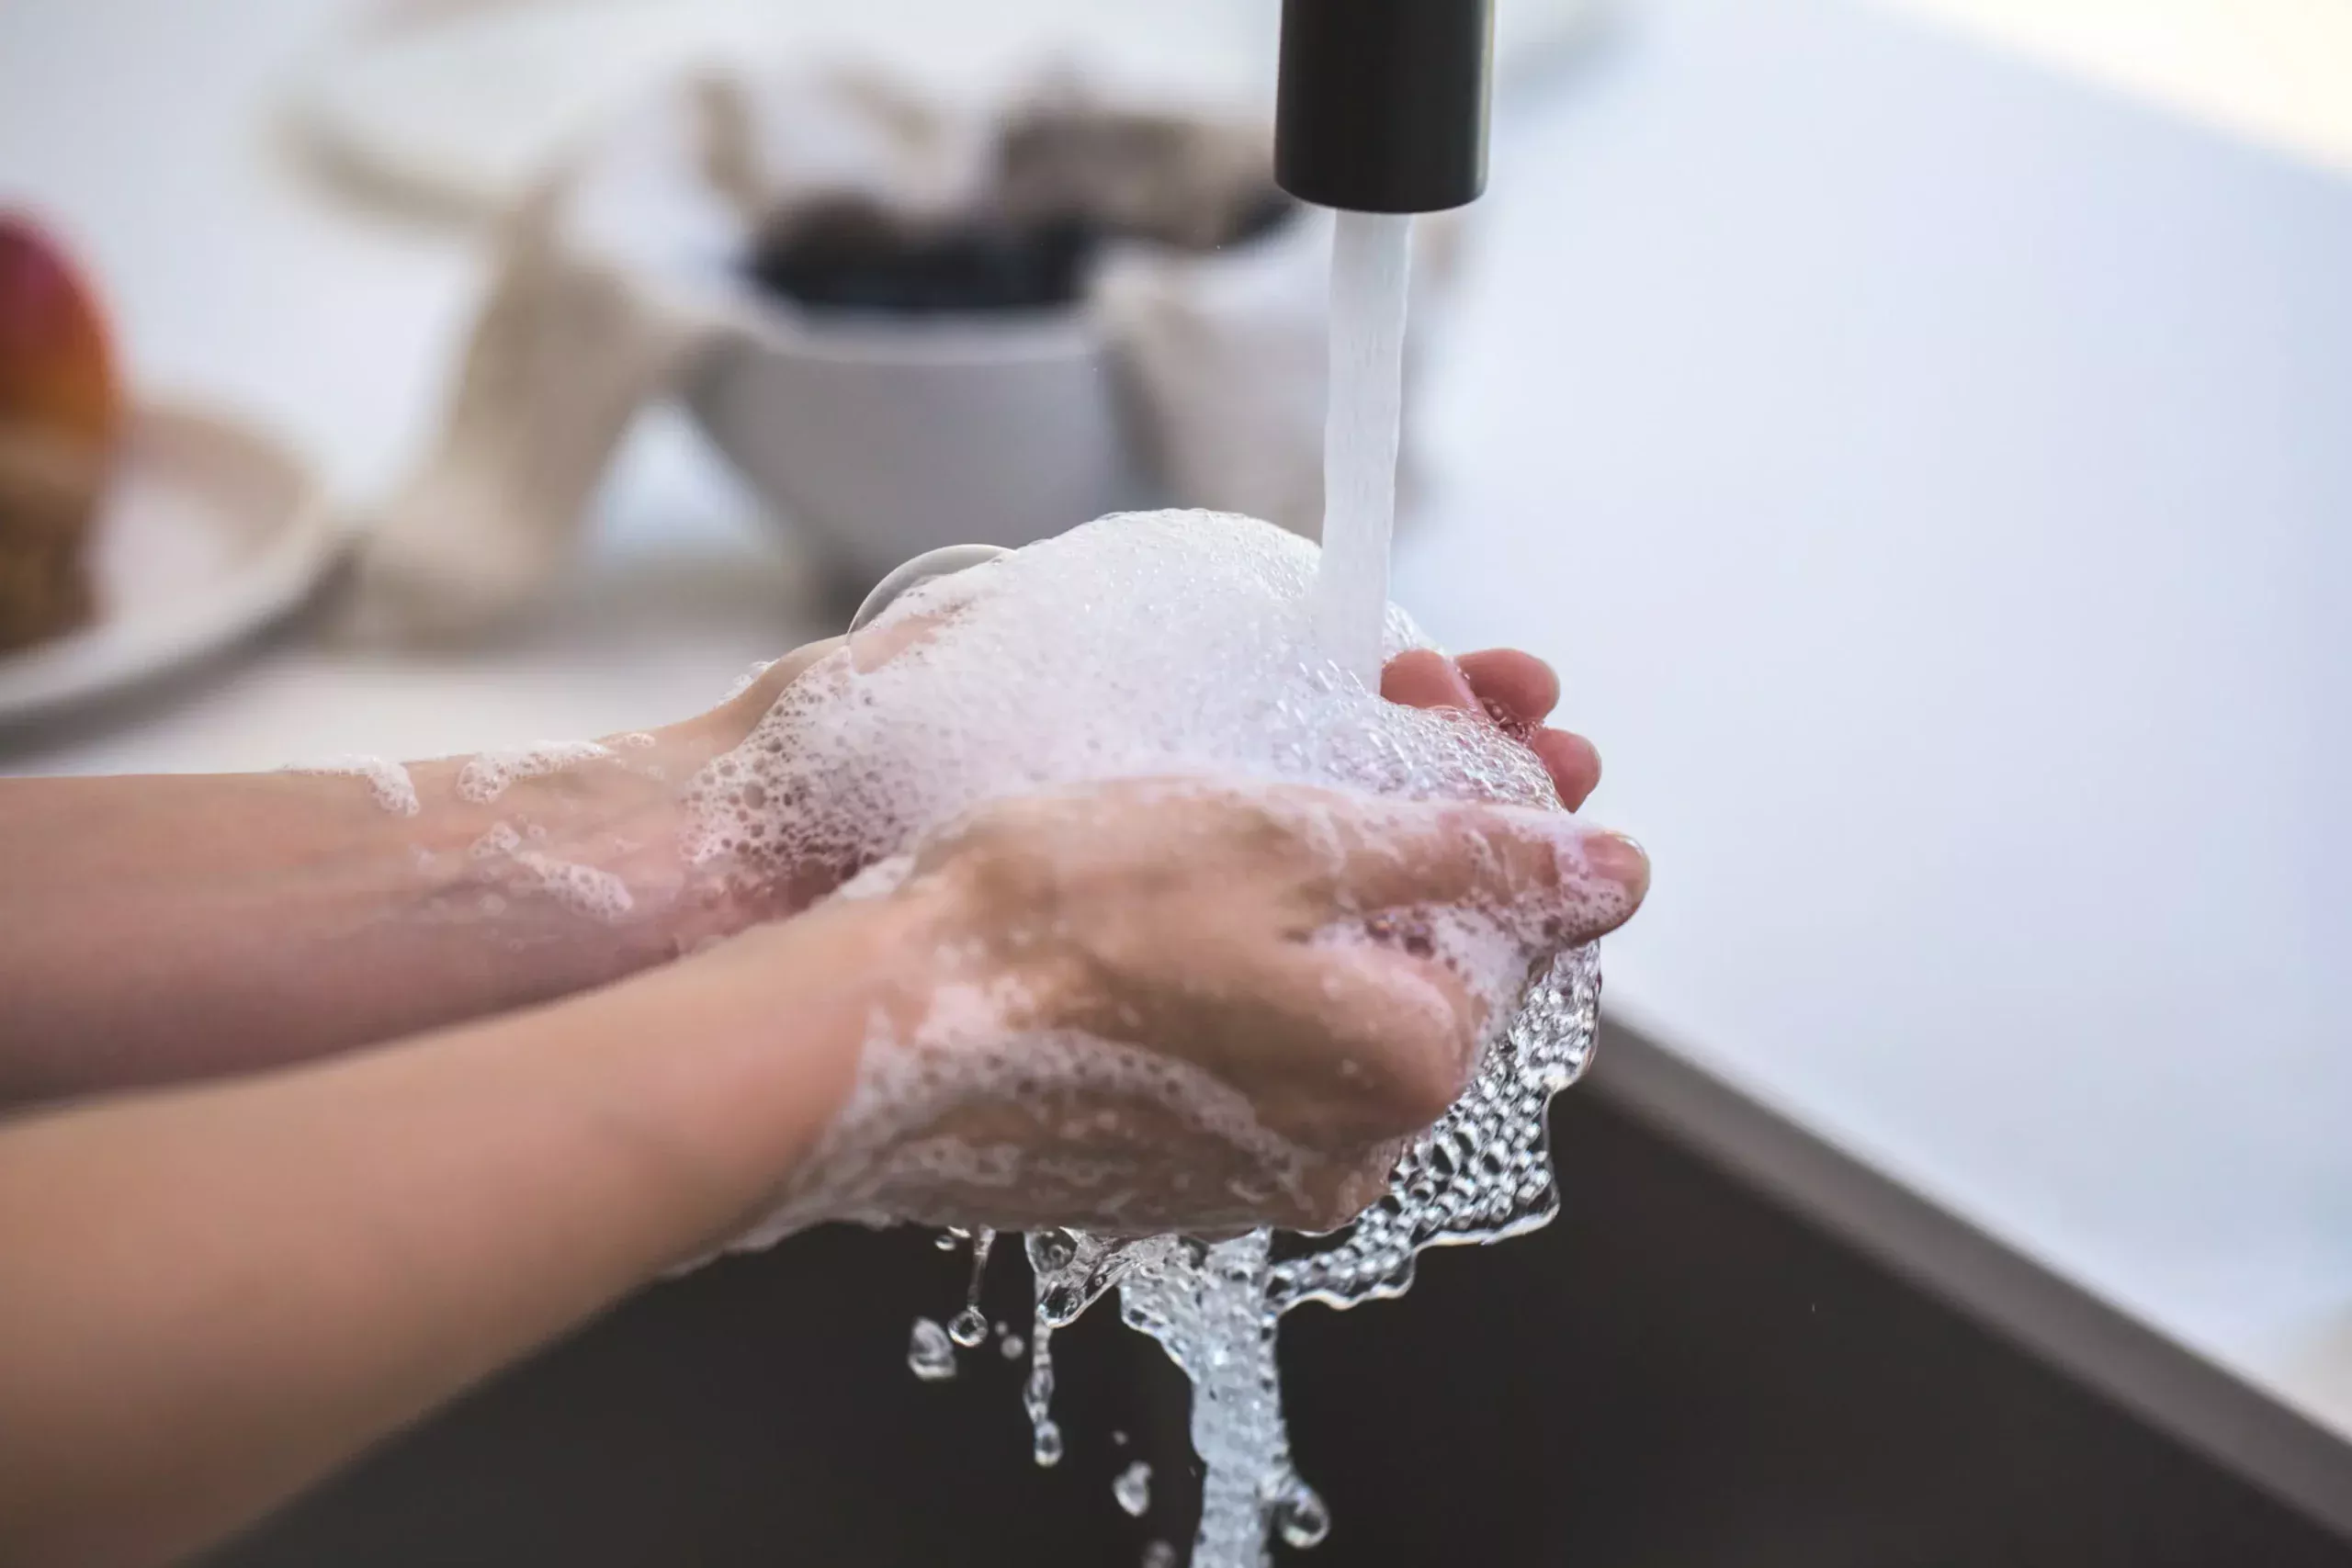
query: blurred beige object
[
  {"left": 345, "top": 68, "right": 967, "bottom": 643},
  {"left": 0, "top": 400, "right": 340, "bottom": 724},
  {"left": 347, "top": 68, "right": 1455, "bottom": 642},
  {"left": 1877, "top": 0, "right": 2352, "bottom": 174},
  {"left": 341, "top": 178, "right": 716, "bottom": 643}
]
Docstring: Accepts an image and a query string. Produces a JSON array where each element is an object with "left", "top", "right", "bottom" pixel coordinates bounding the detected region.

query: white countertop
[
  {"left": 4, "top": 0, "right": 2348, "bottom": 1447},
  {"left": 1396, "top": 0, "right": 2352, "bottom": 1435}
]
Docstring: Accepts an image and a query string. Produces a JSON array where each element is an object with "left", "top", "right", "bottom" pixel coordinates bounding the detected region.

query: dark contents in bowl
[{"left": 747, "top": 189, "right": 1295, "bottom": 316}]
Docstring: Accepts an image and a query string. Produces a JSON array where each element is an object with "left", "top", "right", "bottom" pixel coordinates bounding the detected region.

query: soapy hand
[
  {"left": 766, "top": 776, "right": 1648, "bottom": 1237},
  {"left": 1380, "top": 646, "right": 1601, "bottom": 809},
  {"left": 673, "top": 635, "right": 1611, "bottom": 933},
  {"left": 710, "top": 636, "right": 1600, "bottom": 807},
  {"left": 0, "top": 538, "right": 1648, "bottom": 1566}
]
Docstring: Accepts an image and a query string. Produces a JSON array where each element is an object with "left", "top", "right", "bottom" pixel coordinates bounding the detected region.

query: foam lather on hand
[
  {"left": 684, "top": 510, "right": 1611, "bottom": 1568},
  {"left": 689, "top": 507, "right": 1555, "bottom": 905},
  {"left": 686, "top": 509, "right": 1610, "bottom": 1229}
]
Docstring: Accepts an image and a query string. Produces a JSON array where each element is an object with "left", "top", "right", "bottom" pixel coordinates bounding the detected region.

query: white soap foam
[
  {"left": 683, "top": 510, "right": 1546, "bottom": 896},
  {"left": 512, "top": 852, "right": 636, "bottom": 921},
  {"left": 456, "top": 740, "right": 616, "bottom": 804},
  {"left": 282, "top": 754, "right": 420, "bottom": 818},
  {"left": 724, "top": 659, "right": 780, "bottom": 702},
  {"left": 468, "top": 818, "right": 636, "bottom": 923}
]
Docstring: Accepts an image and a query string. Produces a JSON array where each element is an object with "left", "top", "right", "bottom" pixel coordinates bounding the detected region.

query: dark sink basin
[{"left": 206, "top": 1024, "right": 2352, "bottom": 1567}]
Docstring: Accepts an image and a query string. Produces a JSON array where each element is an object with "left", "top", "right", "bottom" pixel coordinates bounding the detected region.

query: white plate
[
  {"left": 0, "top": 400, "right": 343, "bottom": 725},
  {"left": 290, "top": 0, "right": 1606, "bottom": 217}
]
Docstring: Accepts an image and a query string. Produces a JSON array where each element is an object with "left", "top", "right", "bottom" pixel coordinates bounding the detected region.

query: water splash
[{"left": 1015, "top": 944, "right": 1602, "bottom": 1565}]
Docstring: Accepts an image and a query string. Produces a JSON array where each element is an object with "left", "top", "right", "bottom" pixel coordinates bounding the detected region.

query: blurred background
[{"left": 3, "top": 0, "right": 2350, "bottom": 1561}]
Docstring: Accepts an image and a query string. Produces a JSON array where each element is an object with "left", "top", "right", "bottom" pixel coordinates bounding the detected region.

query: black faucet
[{"left": 1275, "top": 0, "right": 1496, "bottom": 214}]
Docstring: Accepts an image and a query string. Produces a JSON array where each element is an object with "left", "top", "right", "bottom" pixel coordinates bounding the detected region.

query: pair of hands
[
  {"left": 0, "top": 633, "right": 1645, "bottom": 1568},
  {"left": 689, "top": 638, "right": 1645, "bottom": 1238}
]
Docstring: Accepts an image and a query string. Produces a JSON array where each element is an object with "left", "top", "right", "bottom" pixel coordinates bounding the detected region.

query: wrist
[
  {"left": 602, "top": 875, "right": 957, "bottom": 1254},
  {"left": 385, "top": 730, "right": 721, "bottom": 980}
]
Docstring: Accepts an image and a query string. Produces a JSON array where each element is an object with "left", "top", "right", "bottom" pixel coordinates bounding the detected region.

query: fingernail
[{"left": 1580, "top": 830, "right": 1650, "bottom": 898}]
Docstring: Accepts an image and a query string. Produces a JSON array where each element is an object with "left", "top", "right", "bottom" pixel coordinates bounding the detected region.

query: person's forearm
[
  {"left": 0, "top": 721, "right": 756, "bottom": 1105},
  {"left": 0, "top": 893, "right": 900, "bottom": 1568}
]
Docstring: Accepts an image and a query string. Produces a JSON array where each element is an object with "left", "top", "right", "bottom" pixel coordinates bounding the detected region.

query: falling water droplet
[
  {"left": 948, "top": 1307, "right": 989, "bottom": 1348},
  {"left": 1024, "top": 1359, "right": 1054, "bottom": 1414},
  {"left": 1001, "top": 1334, "right": 1025, "bottom": 1359},
  {"left": 948, "top": 1227, "right": 996, "bottom": 1347},
  {"left": 1023, "top": 1318, "right": 1058, "bottom": 1466},
  {"left": 1140, "top": 1542, "right": 1178, "bottom": 1568},
  {"left": 1033, "top": 1419, "right": 1065, "bottom": 1468},
  {"left": 1113, "top": 1461, "right": 1152, "bottom": 1517},
  {"left": 906, "top": 1317, "right": 956, "bottom": 1382},
  {"left": 1272, "top": 1478, "right": 1330, "bottom": 1549}
]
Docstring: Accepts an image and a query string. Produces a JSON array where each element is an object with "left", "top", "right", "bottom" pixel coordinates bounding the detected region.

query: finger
[
  {"left": 1242, "top": 935, "right": 1487, "bottom": 1145},
  {"left": 1456, "top": 649, "right": 1560, "bottom": 726},
  {"left": 1380, "top": 648, "right": 1478, "bottom": 711},
  {"left": 1295, "top": 942, "right": 1487, "bottom": 1136},
  {"left": 1385, "top": 649, "right": 1600, "bottom": 806},
  {"left": 1312, "top": 794, "right": 1649, "bottom": 946},
  {"left": 1529, "top": 728, "right": 1602, "bottom": 810}
]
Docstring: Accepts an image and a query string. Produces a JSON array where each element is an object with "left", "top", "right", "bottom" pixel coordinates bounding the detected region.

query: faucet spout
[{"left": 1274, "top": 0, "right": 1496, "bottom": 216}]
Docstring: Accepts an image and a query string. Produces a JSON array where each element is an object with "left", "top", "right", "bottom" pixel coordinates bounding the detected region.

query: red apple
[
  {"left": 0, "top": 214, "right": 119, "bottom": 650},
  {"left": 0, "top": 212, "right": 120, "bottom": 448}
]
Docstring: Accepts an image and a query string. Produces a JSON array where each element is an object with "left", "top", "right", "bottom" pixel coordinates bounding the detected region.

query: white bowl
[{"left": 684, "top": 297, "right": 1154, "bottom": 585}]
